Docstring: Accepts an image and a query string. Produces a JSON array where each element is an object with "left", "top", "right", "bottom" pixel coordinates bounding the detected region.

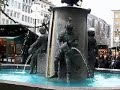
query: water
[
  {"left": 23, "top": 54, "right": 32, "bottom": 72},
  {"left": 71, "top": 47, "right": 92, "bottom": 76},
  {"left": 0, "top": 69, "right": 120, "bottom": 87}
]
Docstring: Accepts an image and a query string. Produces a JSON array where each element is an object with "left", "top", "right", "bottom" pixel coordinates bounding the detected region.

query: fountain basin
[{"left": 0, "top": 67, "right": 120, "bottom": 90}]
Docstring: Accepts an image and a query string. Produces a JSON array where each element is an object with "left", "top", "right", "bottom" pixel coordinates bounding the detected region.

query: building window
[
  {"left": 10, "top": 10, "right": 13, "bottom": 16},
  {"left": 2, "top": 18, "right": 5, "bottom": 24},
  {"left": 25, "top": 6, "right": 27, "bottom": 12},
  {"left": 26, "top": 0, "right": 28, "bottom": 3},
  {"left": 10, "top": 20, "right": 13, "bottom": 24},
  {"left": 11, "top": 0, "right": 14, "bottom": 6},
  {"left": 28, "top": 16, "right": 30, "bottom": 22},
  {"left": 41, "top": 11, "right": 43, "bottom": 16},
  {"left": 25, "top": 16, "right": 27, "bottom": 22},
  {"left": 22, "top": 15, "right": 24, "bottom": 21},
  {"left": 18, "top": 3, "right": 21, "bottom": 9},
  {"left": 14, "top": 1, "right": 17, "bottom": 8},
  {"left": 22, "top": 4, "right": 25, "bottom": 11},
  {"left": 14, "top": 12, "right": 17, "bottom": 17},
  {"left": 17, "top": 13, "right": 20, "bottom": 18},
  {"left": 28, "top": 7, "right": 30, "bottom": 13},
  {"left": 6, "top": 9, "right": 10, "bottom": 15},
  {"left": 30, "top": 18, "right": 32, "bottom": 23},
  {"left": 41, "top": 4, "right": 43, "bottom": 8},
  {"left": 6, "top": 19, "right": 9, "bottom": 24}
]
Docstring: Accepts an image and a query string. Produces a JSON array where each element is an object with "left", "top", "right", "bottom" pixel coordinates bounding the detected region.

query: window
[
  {"left": 6, "top": 19, "right": 9, "bottom": 24},
  {"left": 41, "top": 11, "right": 43, "bottom": 16},
  {"left": 22, "top": 4, "right": 25, "bottom": 11},
  {"left": 25, "top": 16, "right": 27, "bottom": 22},
  {"left": 26, "top": 0, "right": 28, "bottom": 3},
  {"left": 14, "top": 12, "right": 17, "bottom": 17},
  {"left": 11, "top": 0, "right": 14, "bottom": 6},
  {"left": 6, "top": 9, "right": 10, "bottom": 15},
  {"left": 28, "top": 7, "right": 30, "bottom": 13},
  {"left": 41, "top": 4, "right": 43, "bottom": 8},
  {"left": 18, "top": 3, "right": 21, "bottom": 9},
  {"left": 25, "top": 6, "right": 27, "bottom": 12},
  {"left": 22, "top": 15, "right": 24, "bottom": 21},
  {"left": 14, "top": 1, "right": 17, "bottom": 8},
  {"left": 28, "top": 16, "right": 30, "bottom": 22},
  {"left": 10, "top": 20, "right": 13, "bottom": 24},
  {"left": 10, "top": 10, "right": 13, "bottom": 16},
  {"left": 17, "top": 13, "right": 20, "bottom": 18},
  {"left": 2, "top": 18, "right": 5, "bottom": 24}
]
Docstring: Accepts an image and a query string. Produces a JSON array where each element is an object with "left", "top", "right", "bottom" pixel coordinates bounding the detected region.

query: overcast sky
[{"left": 49, "top": 0, "right": 120, "bottom": 25}]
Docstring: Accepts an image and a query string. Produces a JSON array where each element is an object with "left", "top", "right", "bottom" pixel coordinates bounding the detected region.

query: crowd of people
[{"left": 95, "top": 52, "right": 120, "bottom": 69}]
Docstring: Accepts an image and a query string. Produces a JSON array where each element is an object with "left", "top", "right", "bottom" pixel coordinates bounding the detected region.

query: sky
[{"left": 49, "top": 0, "right": 120, "bottom": 25}]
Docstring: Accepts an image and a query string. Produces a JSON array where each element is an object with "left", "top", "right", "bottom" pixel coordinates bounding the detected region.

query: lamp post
[{"left": 31, "top": 3, "right": 43, "bottom": 33}]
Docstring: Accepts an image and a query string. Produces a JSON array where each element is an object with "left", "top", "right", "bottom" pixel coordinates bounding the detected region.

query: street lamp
[{"left": 31, "top": 3, "right": 43, "bottom": 33}]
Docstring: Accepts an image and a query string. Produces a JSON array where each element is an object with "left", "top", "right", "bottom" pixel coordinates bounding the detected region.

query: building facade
[
  {"left": 0, "top": 1, "right": 111, "bottom": 47},
  {"left": 112, "top": 10, "right": 120, "bottom": 47},
  {"left": 87, "top": 14, "right": 111, "bottom": 47},
  {"left": 0, "top": 0, "right": 53, "bottom": 35}
]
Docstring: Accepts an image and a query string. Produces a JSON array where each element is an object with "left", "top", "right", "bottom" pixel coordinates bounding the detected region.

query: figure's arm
[{"left": 28, "top": 36, "right": 42, "bottom": 54}]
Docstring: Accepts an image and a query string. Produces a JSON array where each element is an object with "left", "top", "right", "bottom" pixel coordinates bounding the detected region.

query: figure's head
[
  {"left": 65, "top": 23, "right": 73, "bottom": 34},
  {"left": 88, "top": 28, "right": 95, "bottom": 37},
  {"left": 65, "top": 17, "right": 73, "bottom": 34},
  {"left": 39, "top": 27, "right": 46, "bottom": 34},
  {"left": 88, "top": 31, "right": 95, "bottom": 37}
]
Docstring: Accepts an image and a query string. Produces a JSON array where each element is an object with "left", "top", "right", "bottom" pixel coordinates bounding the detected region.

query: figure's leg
[
  {"left": 50, "top": 50, "right": 64, "bottom": 78},
  {"left": 29, "top": 54, "right": 36, "bottom": 74},
  {"left": 65, "top": 49, "right": 72, "bottom": 81}
]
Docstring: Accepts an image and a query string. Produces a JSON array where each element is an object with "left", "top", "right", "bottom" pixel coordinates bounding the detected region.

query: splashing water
[
  {"left": 71, "top": 47, "right": 92, "bottom": 76},
  {"left": 22, "top": 54, "right": 32, "bottom": 72}
]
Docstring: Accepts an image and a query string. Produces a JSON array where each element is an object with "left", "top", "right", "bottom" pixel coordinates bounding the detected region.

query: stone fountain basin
[{"left": 0, "top": 64, "right": 120, "bottom": 90}]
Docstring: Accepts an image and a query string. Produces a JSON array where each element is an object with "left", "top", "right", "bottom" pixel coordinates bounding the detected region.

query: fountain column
[{"left": 46, "top": 6, "right": 91, "bottom": 80}]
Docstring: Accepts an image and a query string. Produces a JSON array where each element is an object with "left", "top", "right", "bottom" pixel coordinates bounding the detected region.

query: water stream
[
  {"left": 22, "top": 54, "right": 32, "bottom": 72},
  {"left": 71, "top": 47, "right": 92, "bottom": 76}
]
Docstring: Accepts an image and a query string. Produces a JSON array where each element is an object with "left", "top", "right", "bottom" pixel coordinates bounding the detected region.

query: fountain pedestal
[{"left": 46, "top": 6, "right": 91, "bottom": 80}]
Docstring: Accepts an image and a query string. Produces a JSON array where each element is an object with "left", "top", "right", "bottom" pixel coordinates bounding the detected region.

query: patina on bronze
[
  {"left": 46, "top": 6, "right": 91, "bottom": 81},
  {"left": 28, "top": 27, "right": 48, "bottom": 74}
]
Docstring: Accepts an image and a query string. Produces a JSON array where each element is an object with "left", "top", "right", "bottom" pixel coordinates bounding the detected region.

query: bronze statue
[
  {"left": 88, "top": 30, "right": 98, "bottom": 77},
  {"left": 50, "top": 18, "right": 78, "bottom": 79},
  {"left": 28, "top": 26, "right": 48, "bottom": 74},
  {"left": 61, "top": 0, "right": 83, "bottom": 6}
]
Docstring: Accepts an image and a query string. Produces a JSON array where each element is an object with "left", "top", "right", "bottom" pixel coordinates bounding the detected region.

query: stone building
[
  {"left": 112, "top": 10, "right": 120, "bottom": 47},
  {"left": 0, "top": 0, "right": 54, "bottom": 35},
  {"left": 87, "top": 14, "right": 111, "bottom": 47}
]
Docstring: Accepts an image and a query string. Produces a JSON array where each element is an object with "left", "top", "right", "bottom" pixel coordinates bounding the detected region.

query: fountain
[
  {"left": 46, "top": 4, "right": 91, "bottom": 81},
  {"left": 1, "top": 0, "right": 120, "bottom": 90}
]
